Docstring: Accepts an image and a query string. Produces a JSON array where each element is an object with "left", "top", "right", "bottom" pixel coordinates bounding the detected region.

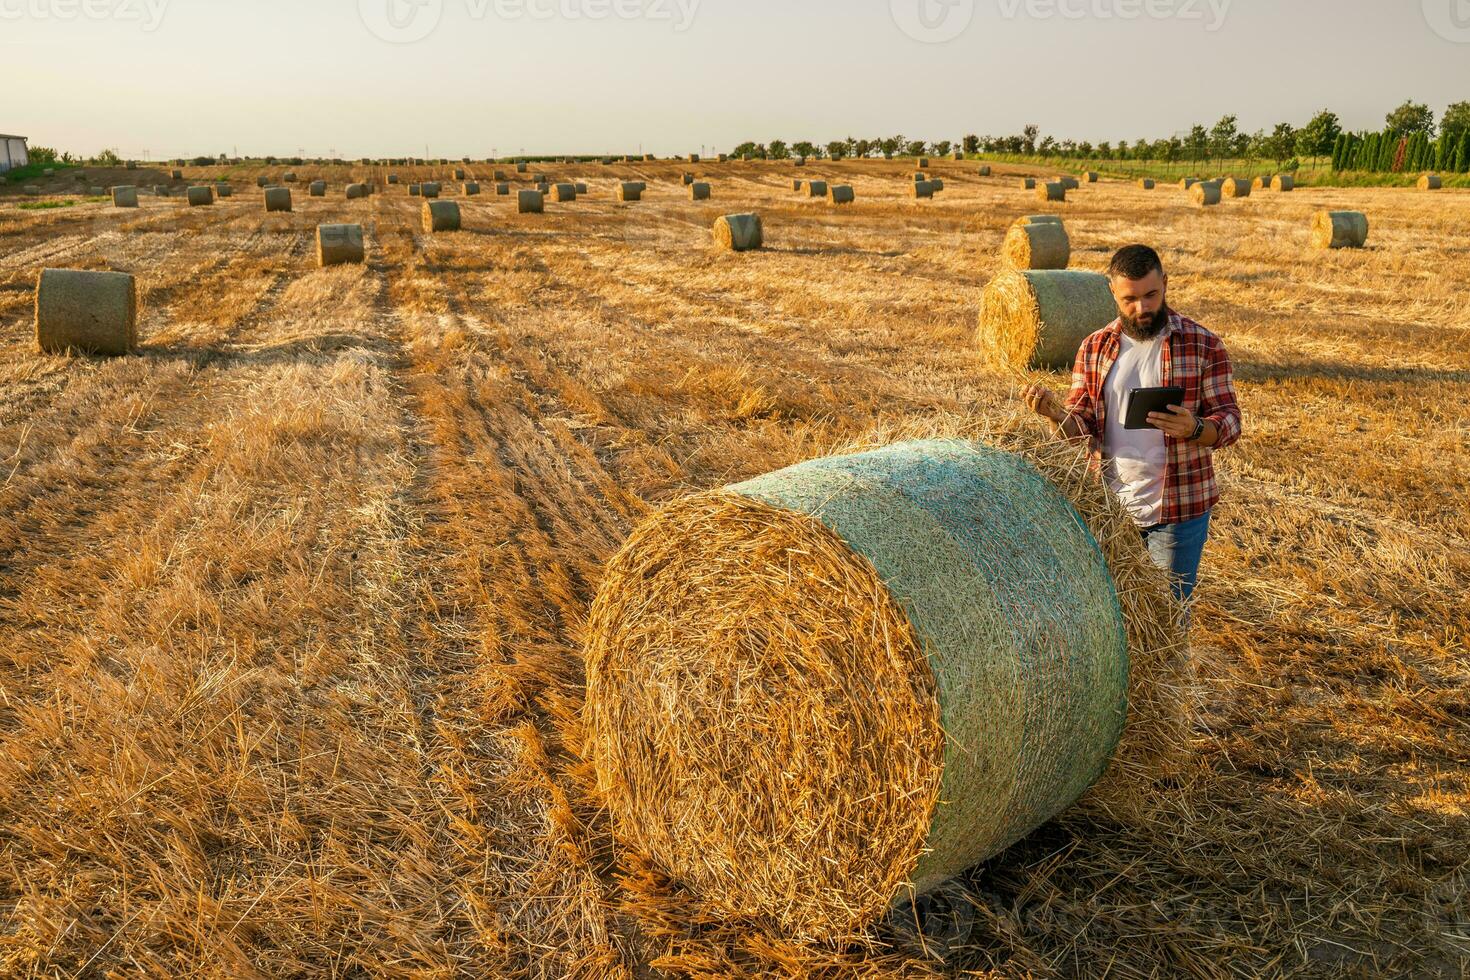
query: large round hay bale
[
  {"left": 454, "top": 168, "right": 467, "bottom": 180},
  {"left": 617, "top": 182, "right": 642, "bottom": 202},
  {"left": 309, "top": 180, "right": 327, "bottom": 196},
  {"left": 421, "top": 182, "right": 442, "bottom": 198},
  {"left": 1014, "top": 214, "right": 1063, "bottom": 227},
  {"left": 713, "top": 213, "right": 762, "bottom": 252},
  {"left": 914, "top": 180, "right": 937, "bottom": 199},
  {"left": 690, "top": 181, "right": 711, "bottom": 200},
  {"left": 496, "top": 182, "right": 510, "bottom": 195},
  {"left": 585, "top": 436, "right": 1172, "bottom": 940},
  {"left": 1220, "top": 178, "right": 1251, "bottom": 198},
  {"left": 216, "top": 185, "right": 233, "bottom": 198},
  {"left": 316, "top": 223, "right": 364, "bottom": 266},
  {"left": 264, "top": 188, "right": 293, "bottom": 212},
  {"left": 1020, "top": 177, "right": 1037, "bottom": 190},
  {"left": 111, "top": 186, "right": 139, "bottom": 208},
  {"left": 388, "top": 174, "right": 400, "bottom": 184},
  {"left": 1419, "top": 174, "right": 1442, "bottom": 190},
  {"left": 346, "top": 183, "right": 369, "bottom": 199},
  {"left": 1190, "top": 181, "right": 1221, "bottom": 206},
  {"left": 186, "top": 186, "right": 214, "bottom": 206},
  {"left": 1271, "top": 175, "right": 1294, "bottom": 192},
  {"left": 1311, "top": 210, "right": 1368, "bottom": 249},
  {"left": 423, "top": 200, "right": 461, "bottom": 233},
  {"left": 574, "top": 182, "right": 588, "bottom": 194},
  {"left": 1002, "top": 221, "right": 1071, "bottom": 270},
  {"left": 256, "top": 176, "right": 270, "bottom": 188},
  {"left": 464, "top": 181, "right": 481, "bottom": 195},
  {"left": 792, "top": 179, "right": 804, "bottom": 191},
  {"left": 978, "top": 165, "right": 992, "bottom": 176},
  {"left": 1080, "top": 171, "right": 1098, "bottom": 183},
  {"left": 552, "top": 183, "right": 577, "bottom": 202},
  {"left": 283, "top": 171, "right": 297, "bottom": 182},
  {"left": 34, "top": 269, "right": 137, "bottom": 356},
  {"left": 518, "top": 189, "right": 545, "bottom": 213},
  {"left": 806, "top": 180, "right": 829, "bottom": 197},
  {"left": 978, "top": 268, "right": 1116, "bottom": 370},
  {"left": 829, "top": 184, "right": 855, "bottom": 205},
  {"left": 409, "top": 184, "right": 421, "bottom": 196},
  {"left": 1250, "top": 176, "right": 1268, "bottom": 191},
  {"left": 1038, "top": 181, "right": 1065, "bottom": 202},
  {"left": 1060, "top": 177, "right": 1080, "bottom": 190},
  {"left": 516, "top": 162, "right": 528, "bottom": 173},
  {"left": 1137, "top": 178, "right": 1155, "bottom": 189}
]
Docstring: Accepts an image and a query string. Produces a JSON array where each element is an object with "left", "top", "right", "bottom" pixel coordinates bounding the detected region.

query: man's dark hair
[{"left": 1108, "top": 244, "right": 1164, "bottom": 281}]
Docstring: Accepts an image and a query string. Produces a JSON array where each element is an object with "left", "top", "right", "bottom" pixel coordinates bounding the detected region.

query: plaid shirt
[{"left": 1064, "top": 311, "right": 1242, "bottom": 526}]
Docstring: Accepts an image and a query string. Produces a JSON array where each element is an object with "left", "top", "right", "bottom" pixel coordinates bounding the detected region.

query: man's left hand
[{"left": 1148, "top": 404, "right": 1198, "bottom": 439}]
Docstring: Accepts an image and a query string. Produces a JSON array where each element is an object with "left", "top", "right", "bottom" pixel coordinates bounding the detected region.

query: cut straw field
[{"left": 0, "top": 157, "right": 1467, "bottom": 977}]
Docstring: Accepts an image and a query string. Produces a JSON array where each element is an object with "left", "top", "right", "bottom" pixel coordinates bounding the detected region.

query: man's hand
[
  {"left": 1021, "top": 384, "right": 1066, "bottom": 424},
  {"left": 1148, "top": 404, "right": 1198, "bottom": 439}
]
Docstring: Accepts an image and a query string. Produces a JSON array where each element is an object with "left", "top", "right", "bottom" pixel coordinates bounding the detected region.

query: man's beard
[{"left": 1122, "top": 304, "right": 1170, "bottom": 341}]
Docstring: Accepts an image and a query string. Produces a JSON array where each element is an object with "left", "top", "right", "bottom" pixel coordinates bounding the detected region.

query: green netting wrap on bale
[{"left": 584, "top": 439, "right": 1143, "bottom": 942}]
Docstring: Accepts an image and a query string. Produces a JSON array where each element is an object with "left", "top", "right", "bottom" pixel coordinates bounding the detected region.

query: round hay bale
[
  {"left": 454, "top": 168, "right": 466, "bottom": 180},
  {"left": 794, "top": 157, "right": 807, "bottom": 167},
  {"left": 1311, "top": 210, "right": 1368, "bottom": 249},
  {"left": 585, "top": 437, "right": 1157, "bottom": 940},
  {"left": 346, "top": 183, "right": 369, "bottom": 199},
  {"left": 494, "top": 170, "right": 507, "bottom": 181},
  {"left": 690, "top": 181, "right": 711, "bottom": 200},
  {"left": 496, "top": 182, "right": 511, "bottom": 195},
  {"left": 1002, "top": 221, "right": 1071, "bottom": 270},
  {"left": 264, "top": 187, "right": 293, "bottom": 212},
  {"left": 423, "top": 200, "right": 461, "bottom": 233},
  {"left": 111, "top": 186, "right": 139, "bottom": 208},
  {"left": 1080, "top": 171, "right": 1098, "bottom": 183},
  {"left": 574, "top": 182, "right": 588, "bottom": 194},
  {"left": 806, "top": 180, "right": 829, "bottom": 198},
  {"left": 169, "top": 169, "right": 183, "bottom": 180},
  {"left": 914, "top": 172, "right": 927, "bottom": 183},
  {"left": 1250, "top": 176, "right": 1268, "bottom": 191},
  {"left": 88, "top": 186, "right": 105, "bottom": 197},
  {"left": 283, "top": 172, "right": 297, "bottom": 182},
  {"left": 617, "top": 182, "right": 642, "bottom": 202},
  {"left": 126, "top": 161, "right": 137, "bottom": 170},
  {"left": 1220, "top": 178, "right": 1251, "bottom": 198},
  {"left": 792, "top": 179, "right": 804, "bottom": 191},
  {"left": 186, "top": 186, "right": 215, "bottom": 206},
  {"left": 1014, "top": 214, "right": 1063, "bottom": 227},
  {"left": 464, "top": 181, "right": 481, "bottom": 195},
  {"left": 978, "top": 165, "right": 992, "bottom": 176},
  {"left": 257, "top": 176, "right": 270, "bottom": 188},
  {"left": 914, "top": 180, "right": 937, "bottom": 199},
  {"left": 682, "top": 173, "right": 695, "bottom": 186},
  {"left": 1419, "top": 174, "right": 1442, "bottom": 190},
  {"left": 552, "top": 183, "right": 577, "bottom": 202},
  {"left": 1059, "top": 177, "right": 1080, "bottom": 191},
  {"left": 1020, "top": 177, "right": 1037, "bottom": 190},
  {"left": 409, "top": 184, "right": 422, "bottom": 196},
  {"left": 1137, "top": 178, "right": 1155, "bottom": 189},
  {"left": 421, "top": 182, "right": 442, "bottom": 198},
  {"left": 516, "top": 162, "right": 528, "bottom": 173},
  {"left": 918, "top": 157, "right": 930, "bottom": 168},
  {"left": 930, "top": 178, "right": 945, "bottom": 191},
  {"left": 34, "top": 268, "right": 137, "bottom": 356},
  {"left": 688, "top": 153, "right": 700, "bottom": 164},
  {"left": 713, "top": 213, "right": 762, "bottom": 252},
  {"left": 1179, "top": 177, "right": 1199, "bottom": 189},
  {"left": 216, "top": 185, "right": 233, "bottom": 198},
  {"left": 316, "top": 223, "right": 365, "bottom": 266},
  {"left": 153, "top": 186, "right": 170, "bottom": 198},
  {"left": 518, "top": 189, "right": 545, "bottom": 214},
  {"left": 1190, "top": 181, "right": 1221, "bottom": 206},
  {"left": 1271, "top": 175, "right": 1294, "bottom": 192},
  {"left": 309, "top": 180, "right": 327, "bottom": 196},
  {"left": 1037, "top": 181, "right": 1066, "bottom": 202},
  {"left": 388, "top": 174, "right": 400, "bottom": 184},
  {"left": 977, "top": 268, "right": 1116, "bottom": 370},
  {"left": 828, "top": 184, "right": 855, "bottom": 205}
]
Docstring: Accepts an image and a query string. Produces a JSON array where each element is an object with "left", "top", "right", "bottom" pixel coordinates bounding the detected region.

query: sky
[{"left": 4, "top": 0, "right": 1469, "bottom": 159}]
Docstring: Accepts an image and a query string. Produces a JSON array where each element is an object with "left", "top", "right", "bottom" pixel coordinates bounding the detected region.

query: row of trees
[
  {"left": 730, "top": 100, "right": 1468, "bottom": 172},
  {"left": 1332, "top": 129, "right": 1470, "bottom": 174}
]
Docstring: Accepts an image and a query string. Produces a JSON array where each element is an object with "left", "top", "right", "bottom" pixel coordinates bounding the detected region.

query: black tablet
[{"left": 1124, "top": 386, "right": 1186, "bottom": 430}]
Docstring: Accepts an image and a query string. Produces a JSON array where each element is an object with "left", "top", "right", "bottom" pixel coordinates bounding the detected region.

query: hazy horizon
[{"left": 6, "top": 0, "right": 1469, "bottom": 159}]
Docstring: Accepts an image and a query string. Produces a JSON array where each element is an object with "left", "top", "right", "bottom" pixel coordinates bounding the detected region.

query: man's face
[{"left": 1111, "top": 269, "right": 1168, "bottom": 338}]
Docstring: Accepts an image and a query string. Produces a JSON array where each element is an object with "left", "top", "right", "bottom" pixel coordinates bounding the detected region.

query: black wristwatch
[{"left": 1188, "top": 417, "right": 1207, "bottom": 443}]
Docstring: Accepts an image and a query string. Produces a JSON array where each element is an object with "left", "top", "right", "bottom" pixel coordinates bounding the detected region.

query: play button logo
[{"left": 359, "top": 0, "right": 443, "bottom": 43}]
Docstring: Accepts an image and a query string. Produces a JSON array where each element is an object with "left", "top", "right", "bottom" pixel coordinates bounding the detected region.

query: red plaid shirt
[{"left": 1064, "top": 311, "right": 1242, "bottom": 526}]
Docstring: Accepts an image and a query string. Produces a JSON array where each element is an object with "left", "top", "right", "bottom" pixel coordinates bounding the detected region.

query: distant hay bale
[
  {"left": 126, "top": 161, "right": 137, "bottom": 170},
  {"left": 464, "top": 181, "right": 481, "bottom": 195},
  {"left": 918, "top": 157, "right": 929, "bottom": 168},
  {"left": 1080, "top": 171, "right": 1098, "bottom": 182},
  {"left": 1137, "top": 178, "right": 1155, "bottom": 189},
  {"left": 683, "top": 173, "right": 695, "bottom": 186},
  {"left": 316, "top": 223, "right": 364, "bottom": 266},
  {"left": 1038, "top": 182, "right": 1066, "bottom": 202},
  {"left": 829, "top": 184, "right": 855, "bottom": 205},
  {"left": 806, "top": 180, "right": 829, "bottom": 197},
  {"left": 617, "top": 182, "right": 643, "bottom": 201},
  {"left": 1020, "top": 177, "right": 1037, "bottom": 190},
  {"left": 153, "top": 186, "right": 169, "bottom": 197},
  {"left": 1311, "top": 210, "right": 1368, "bottom": 249},
  {"left": 423, "top": 200, "right": 462, "bottom": 233},
  {"left": 309, "top": 180, "right": 327, "bottom": 196},
  {"left": 1271, "top": 175, "right": 1295, "bottom": 192},
  {"left": 497, "top": 182, "right": 511, "bottom": 195},
  {"left": 388, "top": 174, "right": 400, "bottom": 184},
  {"left": 409, "top": 184, "right": 421, "bottom": 196},
  {"left": 688, "top": 154, "right": 700, "bottom": 163},
  {"left": 346, "top": 183, "right": 369, "bottom": 199},
  {"left": 1419, "top": 174, "right": 1442, "bottom": 190},
  {"left": 914, "top": 181, "right": 937, "bottom": 199},
  {"left": 111, "top": 186, "right": 139, "bottom": 208},
  {"left": 713, "top": 213, "right": 762, "bottom": 252},
  {"left": 574, "top": 182, "right": 587, "bottom": 194},
  {"left": 283, "top": 172, "right": 297, "bottom": 182},
  {"left": 88, "top": 186, "right": 105, "bottom": 196},
  {"left": 913, "top": 172, "right": 926, "bottom": 183},
  {"left": 1060, "top": 177, "right": 1080, "bottom": 190},
  {"left": 552, "top": 182, "right": 577, "bottom": 202},
  {"left": 1250, "top": 176, "right": 1268, "bottom": 191},
  {"left": 264, "top": 187, "right": 293, "bottom": 212},
  {"left": 216, "top": 185, "right": 233, "bottom": 198},
  {"left": 978, "top": 268, "right": 1116, "bottom": 370},
  {"left": 1002, "top": 221, "right": 1071, "bottom": 270},
  {"left": 690, "top": 181, "right": 711, "bottom": 200},
  {"left": 585, "top": 435, "right": 1183, "bottom": 940},
  {"left": 978, "top": 165, "right": 991, "bottom": 176},
  {"left": 1190, "top": 181, "right": 1222, "bottom": 206},
  {"left": 518, "top": 189, "right": 545, "bottom": 213},
  {"left": 795, "top": 157, "right": 807, "bottom": 167},
  {"left": 1220, "top": 178, "right": 1251, "bottom": 198},
  {"left": 170, "top": 169, "right": 183, "bottom": 180},
  {"left": 454, "top": 168, "right": 466, "bottom": 180},
  {"left": 257, "top": 176, "right": 270, "bottom": 188},
  {"left": 421, "top": 182, "right": 442, "bottom": 198},
  {"left": 517, "top": 162, "right": 528, "bottom": 173},
  {"left": 930, "top": 178, "right": 945, "bottom": 191},
  {"left": 1179, "top": 177, "right": 1199, "bottom": 189},
  {"left": 793, "top": 179, "right": 804, "bottom": 191},
  {"left": 186, "top": 186, "right": 214, "bottom": 206},
  {"left": 494, "top": 170, "right": 507, "bottom": 181},
  {"left": 34, "top": 268, "right": 137, "bottom": 356}
]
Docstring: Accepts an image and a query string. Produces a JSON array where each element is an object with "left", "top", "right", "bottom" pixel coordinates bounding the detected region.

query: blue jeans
[{"left": 1140, "top": 511, "right": 1212, "bottom": 617}]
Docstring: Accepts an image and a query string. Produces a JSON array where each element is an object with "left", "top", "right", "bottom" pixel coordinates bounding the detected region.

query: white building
[{"left": 0, "top": 135, "right": 30, "bottom": 173}]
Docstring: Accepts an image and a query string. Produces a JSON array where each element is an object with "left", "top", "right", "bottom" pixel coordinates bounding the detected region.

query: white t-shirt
[{"left": 1102, "top": 328, "right": 1169, "bottom": 527}]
